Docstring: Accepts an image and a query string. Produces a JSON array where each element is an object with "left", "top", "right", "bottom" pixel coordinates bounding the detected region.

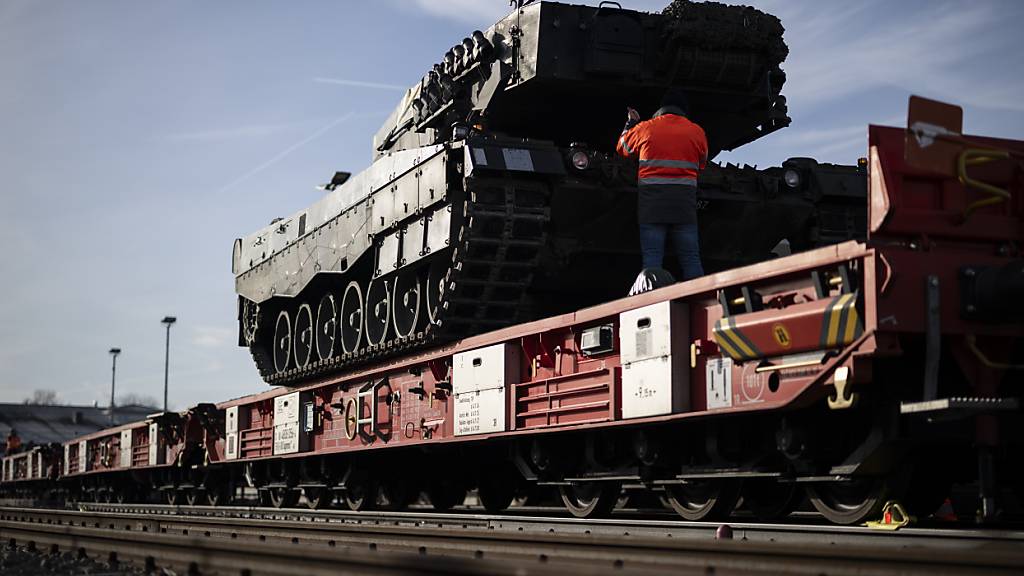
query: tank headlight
[
  {"left": 571, "top": 150, "right": 590, "bottom": 170},
  {"left": 783, "top": 168, "right": 801, "bottom": 188}
]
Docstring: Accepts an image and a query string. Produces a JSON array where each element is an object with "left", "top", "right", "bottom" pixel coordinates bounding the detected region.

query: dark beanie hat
[{"left": 660, "top": 87, "right": 689, "bottom": 113}]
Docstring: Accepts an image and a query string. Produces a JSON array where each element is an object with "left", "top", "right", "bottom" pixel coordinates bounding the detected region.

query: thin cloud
[
  {"left": 411, "top": 0, "right": 509, "bottom": 24},
  {"left": 313, "top": 77, "right": 407, "bottom": 91},
  {"left": 778, "top": 1, "right": 1024, "bottom": 112},
  {"left": 192, "top": 326, "right": 234, "bottom": 349},
  {"left": 215, "top": 111, "right": 354, "bottom": 195},
  {"left": 162, "top": 120, "right": 315, "bottom": 142}
]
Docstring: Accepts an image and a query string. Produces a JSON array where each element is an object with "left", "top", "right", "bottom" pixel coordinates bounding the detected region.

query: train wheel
[
  {"left": 268, "top": 487, "right": 299, "bottom": 509},
  {"left": 344, "top": 479, "right": 378, "bottom": 512},
  {"left": 426, "top": 260, "right": 448, "bottom": 325},
  {"left": 559, "top": 482, "right": 620, "bottom": 519},
  {"left": 902, "top": 455, "right": 953, "bottom": 518},
  {"left": 379, "top": 478, "right": 415, "bottom": 511},
  {"left": 741, "top": 479, "right": 802, "bottom": 522},
  {"left": 315, "top": 294, "right": 338, "bottom": 361},
  {"left": 165, "top": 489, "right": 182, "bottom": 506},
  {"left": 303, "top": 487, "right": 330, "bottom": 510},
  {"left": 478, "top": 478, "right": 515, "bottom": 513},
  {"left": 340, "top": 281, "right": 364, "bottom": 353},
  {"left": 365, "top": 279, "right": 391, "bottom": 346},
  {"left": 273, "top": 310, "right": 292, "bottom": 373},
  {"left": 293, "top": 303, "right": 314, "bottom": 369},
  {"left": 807, "top": 477, "right": 889, "bottom": 525},
  {"left": 426, "top": 482, "right": 466, "bottom": 511},
  {"left": 392, "top": 270, "right": 422, "bottom": 338},
  {"left": 664, "top": 480, "right": 741, "bottom": 521},
  {"left": 206, "top": 485, "right": 230, "bottom": 506}
]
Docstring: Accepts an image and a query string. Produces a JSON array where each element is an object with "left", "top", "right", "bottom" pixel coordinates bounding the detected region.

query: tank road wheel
[
  {"left": 392, "top": 271, "right": 422, "bottom": 339},
  {"left": 340, "top": 281, "right": 364, "bottom": 354},
  {"left": 293, "top": 303, "right": 314, "bottom": 369},
  {"left": 559, "top": 482, "right": 621, "bottom": 519},
  {"left": 273, "top": 310, "right": 292, "bottom": 373},
  {"left": 315, "top": 294, "right": 338, "bottom": 361},
  {"left": 425, "top": 260, "right": 448, "bottom": 325},
  {"left": 807, "top": 478, "right": 889, "bottom": 525},
  {"left": 664, "top": 480, "right": 741, "bottom": 521},
  {"left": 365, "top": 279, "right": 392, "bottom": 347},
  {"left": 268, "top": 487, "right": 299, "bottom": 509},
  {"left": 741, "top": 479, "right": 802, "bottom": 522}
]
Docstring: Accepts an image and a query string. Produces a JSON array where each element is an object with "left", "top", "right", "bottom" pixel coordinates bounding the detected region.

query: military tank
[{"left": 232, "top": 0, "right": 866, "bottom": 385}]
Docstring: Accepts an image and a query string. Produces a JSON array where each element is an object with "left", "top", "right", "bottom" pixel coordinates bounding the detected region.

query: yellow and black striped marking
[
  {"left": 820, "top": 292, "right": 862, "bottom": 348},
  {"left": 713, "top": 316, "right": 763, "bottom": 361}
]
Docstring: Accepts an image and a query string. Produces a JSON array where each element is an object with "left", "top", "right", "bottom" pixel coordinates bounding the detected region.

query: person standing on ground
[{"left": 616, "top": 87, "right": 708, "bottom": 281}]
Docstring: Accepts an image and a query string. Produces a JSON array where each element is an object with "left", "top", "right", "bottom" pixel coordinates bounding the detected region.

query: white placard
[
  {"left": 706, "top": 356, "right": 733, "bottom": 409},
  {"left": 472, "top": 147, "right": 488, "bottom": 166},
  {"left": 502, "top": 148, "right": 534, "bottom": 172},
  {"left": 454, "top": 387, "right": 506, "bottom": 436}
]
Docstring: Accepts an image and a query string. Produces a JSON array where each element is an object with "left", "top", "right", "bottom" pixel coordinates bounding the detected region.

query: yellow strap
[{"left": 959, "top": 148, "right": 1011, "bottom": 220}]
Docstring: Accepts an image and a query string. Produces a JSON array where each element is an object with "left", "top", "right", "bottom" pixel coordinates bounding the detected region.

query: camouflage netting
[{"left": 662, "top": 0, "right": 788, "bottom": 64}]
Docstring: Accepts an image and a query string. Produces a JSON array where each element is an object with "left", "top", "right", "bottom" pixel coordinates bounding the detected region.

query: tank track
[{"left": 255, "top": 176, "right": 551, "bottom": 386}]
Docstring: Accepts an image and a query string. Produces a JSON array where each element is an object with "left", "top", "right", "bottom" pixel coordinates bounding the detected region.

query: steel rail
[
  {"left": 1, "top": 506, "right": 1023, "bottom": 575},
  {"left": 73, "top": 502, "right": 1024, "bottom": 549}
]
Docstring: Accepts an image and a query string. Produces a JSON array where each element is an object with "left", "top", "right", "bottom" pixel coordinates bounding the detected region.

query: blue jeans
[{"left": 639, "top": 223, "right": 704, "bottom": 280}]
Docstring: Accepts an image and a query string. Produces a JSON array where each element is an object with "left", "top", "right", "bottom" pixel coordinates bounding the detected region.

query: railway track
[{"left": 1, "top": 505, "right": 1022, "bottom": 575}]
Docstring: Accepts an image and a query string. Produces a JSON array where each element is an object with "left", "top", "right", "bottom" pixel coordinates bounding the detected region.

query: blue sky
[{"left": 1, "top": 0, "right": 1022, "bottom": 408}]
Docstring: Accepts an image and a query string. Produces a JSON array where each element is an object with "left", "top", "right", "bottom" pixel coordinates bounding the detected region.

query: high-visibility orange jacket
[{"left": 616, "top": 112, "right": 708, "bottom": 187}]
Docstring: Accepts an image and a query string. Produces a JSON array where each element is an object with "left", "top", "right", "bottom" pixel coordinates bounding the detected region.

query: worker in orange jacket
[
  {"left": 616, "top": 88, "right": 708, "bottom": 280},
  {"left": 5, "top": 429, "right": 22, "bottom": 455}
]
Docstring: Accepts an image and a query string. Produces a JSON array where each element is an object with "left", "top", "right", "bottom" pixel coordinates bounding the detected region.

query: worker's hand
[{"left": 626, "top": 107, "right": 640, "bottom": 123}]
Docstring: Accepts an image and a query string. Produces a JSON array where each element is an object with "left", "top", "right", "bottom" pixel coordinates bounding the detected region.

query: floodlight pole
[
  {"left": 108, "top": 348, "right": 121, "bottom": 425},
  {"left": 161, "top": 316, "right": 177, "bottom": 412}
]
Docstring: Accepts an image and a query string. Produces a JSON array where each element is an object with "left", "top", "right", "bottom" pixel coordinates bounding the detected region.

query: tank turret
[{"left": 232, "top": 1, "right": 864, "bottom": 386}]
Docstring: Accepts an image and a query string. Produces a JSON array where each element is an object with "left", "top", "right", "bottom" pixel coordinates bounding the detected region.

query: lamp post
[
  {"left": 108, "top": 348, "right": 121, "bottom": 425},
  {"left": 161, "top": 316, "right": 176, "bottom": 412}
]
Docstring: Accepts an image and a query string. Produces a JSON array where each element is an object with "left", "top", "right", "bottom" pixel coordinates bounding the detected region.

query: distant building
[{"left": 0, "top": 403, "right": 157, "bottom": 455}]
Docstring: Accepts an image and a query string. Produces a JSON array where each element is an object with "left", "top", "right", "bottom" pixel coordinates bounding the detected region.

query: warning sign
[{"left": 772, "top": 323, "right": 792, "bottom": 349}]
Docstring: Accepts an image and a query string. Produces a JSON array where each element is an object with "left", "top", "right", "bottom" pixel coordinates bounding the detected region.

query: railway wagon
[
  {"left": 0, "top": 444, "right": 62, "bottom": 499},
  {"left": 56, "top": 405, "right": 224, "bottom": 504},
  {"left": 187, "top": 101, "right": 1023, "bottom": 524},
  {"left": 5, "top": 99, "right": 1021, "bottom": 526}
]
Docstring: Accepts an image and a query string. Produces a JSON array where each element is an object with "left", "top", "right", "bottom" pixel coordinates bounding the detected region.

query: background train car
[
  {"left": 59, "top": 404, "right": 224, "bottom": 504},
  {"left": 0, "top": 444, "right": 62, "bottom": 499}
]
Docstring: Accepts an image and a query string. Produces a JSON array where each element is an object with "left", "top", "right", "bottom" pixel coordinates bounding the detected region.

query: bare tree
[
  {"left": 23, "top": 389, "right": 59, "bottom": 405},
  {"left": 117, "top": 393, "right": 160, "bottom": 409}
]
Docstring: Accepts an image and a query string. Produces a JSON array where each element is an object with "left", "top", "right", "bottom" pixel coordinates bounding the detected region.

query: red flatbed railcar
[{"left": 7, "top": 98, "right": 1022, "bottom": 525}]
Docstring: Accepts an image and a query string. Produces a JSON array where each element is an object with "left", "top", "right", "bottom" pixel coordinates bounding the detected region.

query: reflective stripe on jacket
[{"left": 616, "top": 112, "right": 708, "bottom": 186}]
